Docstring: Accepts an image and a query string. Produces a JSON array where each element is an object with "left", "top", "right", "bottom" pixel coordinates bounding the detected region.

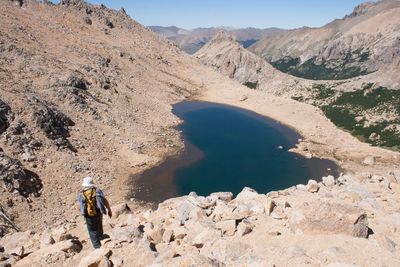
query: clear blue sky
[{"left": 61, "top": 0, "right": 371, "bottom": 29}]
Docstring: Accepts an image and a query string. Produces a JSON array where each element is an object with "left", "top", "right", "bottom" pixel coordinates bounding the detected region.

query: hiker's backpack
[{"left": 82, "top": 188, "right": 98, "bottom": 217}]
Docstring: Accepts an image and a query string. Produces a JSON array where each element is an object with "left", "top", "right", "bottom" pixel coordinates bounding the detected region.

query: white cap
[{"left": 82, "top": 176, "right": 94, "bottom": 187}]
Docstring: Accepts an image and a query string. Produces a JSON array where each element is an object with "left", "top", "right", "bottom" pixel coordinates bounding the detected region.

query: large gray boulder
[{"left": 289, "top": 201, "right": 369, "bottom": 237}]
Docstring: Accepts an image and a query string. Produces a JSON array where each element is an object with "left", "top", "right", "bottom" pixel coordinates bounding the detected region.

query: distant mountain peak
[{"left": 210, "top": 30, "right": 236, "bottom": 43}]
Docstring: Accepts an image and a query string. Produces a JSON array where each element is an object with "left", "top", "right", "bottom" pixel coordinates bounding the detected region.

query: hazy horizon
[{"left": 52, "top": 0, "right": 372, "bottom": 30}]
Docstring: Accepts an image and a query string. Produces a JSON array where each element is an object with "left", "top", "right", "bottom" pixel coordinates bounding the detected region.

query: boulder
[
  {"left": 210, "top": 200, "right": 235, "bottom": 222},
  {"left": 235, "top": 187, "right": 260, "bottom": 201},
  {"left": 362, "top": 156, "right": 375, "bottom": 166},
  {"left": 236, "top": 219, "right": 253, "bottom": 236},
  {"left": 208, "top": 192, "right": 233, "bottom": 202},
  {"left": 306, "top": 180, "right": 319, "bottom": 193},
  {"left": 322, "top": 175, "right": 336, "bottom": 187},
  {"left": 187, "top": 195, "right": 216, "bottom": 209},
  {"left": 176, "top": 199, "right": 205, "bottom": 223},
  {"left": 200, "top": 239, "right": 251, "bottom": 263},
  {"left": 289, "top": 201, "right": 368, "bottom": 237},
  {"left": 215, "top": 220, "right": 236, "bottom": 236},
  {"left": 111, "top": 203, "right": 131, "bottom": 219},
  {"left": 156, "top": 254, "right": 219, "bottom": 267},
  {"left": 0, "top": 231, "right": 33, "bottom": 255},
  {"left": 14, "top": 239, "right": 82, "bottom": 266},
  {"left": 186, "top": 221, "right": 221, "bottom": 248},
  {"left": 77, "top": 248, "right": 112, "bottom": 267},
  {"left": 171, "top": 227, "right": 187, "bottom": 240},
  {"left": 110, "top": 226, "right": 142, "bottom": 243},
  {"left": 265, "top": 199, "right": 276, "bottom": 216}
]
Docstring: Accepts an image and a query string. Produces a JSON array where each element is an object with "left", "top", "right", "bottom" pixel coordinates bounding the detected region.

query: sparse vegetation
[
  {"left": 270, "top": 50, "right": 372, "bottom": 80},
  {"left": 321, "top": 84, "right": 400, "bottom": 149},
  {"left": 244, "top": 81, "right": 258, "bottom": 89}
]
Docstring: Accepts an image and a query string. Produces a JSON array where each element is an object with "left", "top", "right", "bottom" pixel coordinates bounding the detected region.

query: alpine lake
[{"left": 131, "top": 101, "right": 339, "bottom": 204}]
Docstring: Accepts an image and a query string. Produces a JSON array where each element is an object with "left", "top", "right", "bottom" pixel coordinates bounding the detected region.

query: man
[{"left": 77, "top": 176, "right": 112, "bottom": 249}]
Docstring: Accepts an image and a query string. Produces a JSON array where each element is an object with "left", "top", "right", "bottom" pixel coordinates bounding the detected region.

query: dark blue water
[{"left": 131, "top": 101, "right": 339, "bottom": 204}]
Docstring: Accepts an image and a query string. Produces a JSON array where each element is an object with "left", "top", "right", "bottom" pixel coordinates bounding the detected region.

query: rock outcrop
[{"left": 1, "top": 170, "right": 400, "bottom": 266}]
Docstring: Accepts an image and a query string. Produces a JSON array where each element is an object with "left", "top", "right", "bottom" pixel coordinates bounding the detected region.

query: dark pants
[{"left": 85, "top": 214, "right": 103, "bottom": 249}]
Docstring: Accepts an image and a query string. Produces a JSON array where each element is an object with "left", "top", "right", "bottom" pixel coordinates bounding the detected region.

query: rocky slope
[
  {"left": 250, "top": 0, "right": 400, "bottom": 81},
  {"left": 0, "top": 0, "right": 213, "bottom": 234},
  {"left": 1, "top": 171, "right": 400, "bottom": 266},
  {"left": 149, "top": 26, "right": 286, "bottom": 54}
]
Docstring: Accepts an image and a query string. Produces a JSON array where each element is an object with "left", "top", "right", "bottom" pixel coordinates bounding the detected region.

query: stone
[
  {"left": 239, "top": 95, "right": 248, "bottom": 101},
  {"left": 266, "top": 199, "right": 276, "bottom": 216},
  {"left": 362, "top": 156, "right": 375, "bottom": 166},
  {"left": 215, "top": 220, "right": 236, "bottom": 236},
  {"left": 210, "top": 200, "right": 234, "bottom": 222},
  {"left": 289, "top": 201, "right": 368, "bottom": 237},
  {"left": 40, "top": 233, "right": 55, "bottom": 248},
  {"left": 186, "top": 221, "right": 221, "bottom": 248},
  {"left": 110, "top": 256, "right": 123, "bottom": 267},
  {"left": 14, "top": 239, "right": 82, "bottom": 266},
  {"left": 187, "top": 195, "right": 216, "bottom": 209},
  {"left": 322, "top": 175, "right": 336, "bottom": 187},
  {"left": 110, "top": 226, "right": 142, "bottom": 243},
  {"left": 171, "top": 227, "right": 187, "bottom": 240},
  {"left": 145, "top": 224, "right": 165, "bottom": 244},
  {"left": 271, "top": 207, "right": 287, "bottom": 220},
  {"left": 235, "top": 187, "right": 260, "bottom": 200},
  {"left": 162, "top": 229, "right": 173, "bottom": 243},
  {"left": 236, "top": 219, "right": 253, "bottom": 236},
  {"left": 111, "top": 203, "right": 131, "bottom": 219},
  {"left": 77, "top": 248, "right": 112, "bottom": 267},
  {"left": 0, "top": 231, "right": 33, "bottom": 255},
  {"left": 209, "top": 192, "right": 233, "bottom": 202},
  {"left": 200, "top": 239, "right": 251, "bottom": 263},
  {"left": 306, "top": 180, "right": 319, "bottom": 193},
  {"left": 84, "top": 17, "right": 92, "bottom": 25},
  {"left": 9, "top": 246, "right": 24, "bottom": 257},
  {"left": 266, "top": 191, "right": 279, "bottom": 198}
]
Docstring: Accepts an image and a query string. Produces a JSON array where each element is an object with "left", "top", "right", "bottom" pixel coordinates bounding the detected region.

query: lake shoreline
[{"left": 130, "top": 100, "right": 340, "bottom": 204}]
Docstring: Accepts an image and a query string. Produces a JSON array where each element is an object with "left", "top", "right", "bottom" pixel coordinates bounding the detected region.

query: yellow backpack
[{"left": 83, "top": 188, "right": 98, "bottom": 217}]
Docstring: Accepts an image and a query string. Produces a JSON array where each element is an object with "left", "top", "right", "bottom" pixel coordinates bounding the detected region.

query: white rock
[
  {"left": 362, "top": 156, "right": 375, "bottom": 166},
  {"left": 215, "top": 219, "right": 236, "bottom": 236},
  {"left": 236, "top": 220, "right": 254, "bottom": 236},
  {"left": 322, "top": 175, "right": 335, "bottom": 187},
  {"left": 77, "top": 248, "right": 112, "bottom": 267},
  {"left": 306, "top": 180, "right": 319, "bottom": 193}
]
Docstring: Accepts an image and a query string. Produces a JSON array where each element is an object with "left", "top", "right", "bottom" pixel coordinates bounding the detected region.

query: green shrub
[{"left": 244, "top": 81, "right": 258, "bottom": 89}]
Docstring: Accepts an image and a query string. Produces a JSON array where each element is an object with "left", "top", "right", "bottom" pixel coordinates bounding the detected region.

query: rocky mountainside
[
  {"left": 194, "top": 30, "right": 309, "bottom": 92},
  {"left": 0, "top": 0, "right": 220, "bottom": 234},
  {"left": 250, "top": 0, "right": 400, "bottom": 80},
  {"left": 195, "top": 28, "right": 400, "bottom": 150},
  {"left": 149, "top": 26, "right": 286, "bottom": 54}
]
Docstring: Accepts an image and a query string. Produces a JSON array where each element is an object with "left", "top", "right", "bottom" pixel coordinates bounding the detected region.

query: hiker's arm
[{"left": 104, "top": 198, "right": 112, "bottom": 218}]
